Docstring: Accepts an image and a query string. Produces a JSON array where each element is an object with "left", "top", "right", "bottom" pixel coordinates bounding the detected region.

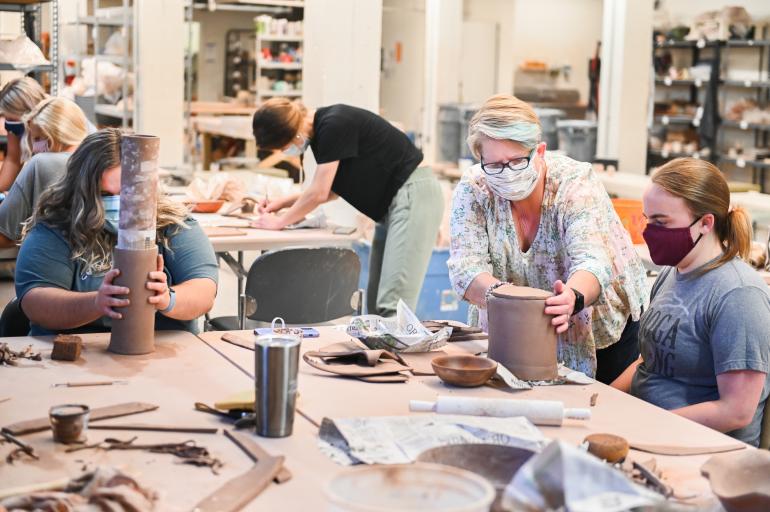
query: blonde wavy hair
[
  {"left": 0, "top": 76, "right": 46, "bottom": 119},
  {"left": 467, "top": 94, "right": 542, "bottom": 160},
  {"left": 652, "top": 157, "right": 753, "bottom": 272},
  {"left": 24, "top": 128, "right": 189, "bottom": 276},
  {"left": 22, "top": 97, "right": 88, "bottom": 161}
]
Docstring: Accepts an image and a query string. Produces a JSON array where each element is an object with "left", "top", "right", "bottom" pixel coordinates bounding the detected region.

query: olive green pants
[{"left": 367, "top": 167, "right": 444, "bottom": 317}]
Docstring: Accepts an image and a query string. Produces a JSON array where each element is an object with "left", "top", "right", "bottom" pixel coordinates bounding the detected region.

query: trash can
[
  {"left": 533, "top": 108, "right": 565, "bottom": 150},
  {"left": 557, "top": 120, "right": 597, "bottom": 162},
  {"left": 458, "top": 105, "right": 480, "bottom": 161},
  {"left": 437, "top": 104, "right": 462, "bottom": 163}
]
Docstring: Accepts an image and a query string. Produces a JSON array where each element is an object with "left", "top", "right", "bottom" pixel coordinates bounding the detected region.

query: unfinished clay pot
[
  {"left": 417, "top": 444, "right": 534, "bottom": 512},
  {"left": 487, "top": 284, "right": 557, "bottom": 381},
  {"left": 108, "top": 247, "right": 158, "bottom": 355},
  {"left": 431, "top": 355, "right": 497, "bottom": 387},
  {"left": 701, "top": 449, "right": 770, "bottom": 512}
]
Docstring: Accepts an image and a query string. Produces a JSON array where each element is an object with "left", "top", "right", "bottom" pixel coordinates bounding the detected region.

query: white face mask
[
  {"left": 283, "top": 134, "right": 309, "bottom": 157},
  {"left": 483, "top": 151, "right": 540, "bottom": 201}
]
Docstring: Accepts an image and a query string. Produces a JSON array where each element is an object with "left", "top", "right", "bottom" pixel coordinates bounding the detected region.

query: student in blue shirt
[{"left": 15, "top": 128, "right": 219, "bottom": 335}]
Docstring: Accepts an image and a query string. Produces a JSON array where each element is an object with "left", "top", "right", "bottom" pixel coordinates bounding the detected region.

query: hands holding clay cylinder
[{"left": 447, "top": 95, "right": 648, "bottom": 383}]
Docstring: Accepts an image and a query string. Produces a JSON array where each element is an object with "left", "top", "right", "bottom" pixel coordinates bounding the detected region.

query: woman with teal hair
[{"left": 447, "top": 94, "right": 648, "bottom": 382}]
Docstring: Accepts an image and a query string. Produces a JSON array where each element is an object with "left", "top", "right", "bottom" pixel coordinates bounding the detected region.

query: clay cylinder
[
  {"left": 118, "top": 134, "right": 159, "bottom": 251},
  {"left": 487, "top": 284, "right": 558, "bottom": 381},
  {"left": 108, "top": 247, "right": 158, "bottom": 355}
]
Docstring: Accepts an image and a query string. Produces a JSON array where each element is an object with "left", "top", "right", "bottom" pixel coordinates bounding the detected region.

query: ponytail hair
[
  {"left": 652, "top": 157, "right": 753, "bottom": 272},
  {"left": 251, "top": 98, "right": 307, "bottom": 150}
]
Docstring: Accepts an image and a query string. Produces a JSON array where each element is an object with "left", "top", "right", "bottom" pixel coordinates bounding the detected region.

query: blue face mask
[
  {"left": 283, "top": 134, "right": 310, "bottom": 157},
  {"left": 4, "top": 120, "right": 24, "bottom": 137},
  {"left": 102, "top": 195, "right": 120, "bottom": 231}
]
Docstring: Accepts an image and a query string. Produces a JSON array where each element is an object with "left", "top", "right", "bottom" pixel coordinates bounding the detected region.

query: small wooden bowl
[
  {"left": 188, "top": 200, "right": 225, "bottom": 213},
  {"left": 431, "top": 355, "right": 498, "bottom": 387}
]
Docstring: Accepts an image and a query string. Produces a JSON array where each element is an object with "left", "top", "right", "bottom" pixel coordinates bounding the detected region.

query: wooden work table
[
  {"left": 1, "top": 327, "right": 744, "bottom": 509},
  {"left": 199, "top": 327, "right": 744, "bottom": 509}
]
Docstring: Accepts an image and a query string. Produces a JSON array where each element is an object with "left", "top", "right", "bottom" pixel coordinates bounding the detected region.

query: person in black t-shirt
[{"left": 251, "top": 98, "right": 443, "bottom": 317}]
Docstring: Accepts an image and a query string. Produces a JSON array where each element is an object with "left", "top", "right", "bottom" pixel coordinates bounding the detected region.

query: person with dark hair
[
  {"left": 250, "top": 98, "right": 443, "bottom": 317},
  {"left": 613, "top": 158, "right": 770, "bottom": 447},
  {"left": 15, "top": 128, "right": 219, "bottom": 335}
]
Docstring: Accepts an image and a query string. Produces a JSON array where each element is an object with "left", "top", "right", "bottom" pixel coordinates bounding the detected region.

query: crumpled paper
[
  {"left": 490, "top": 364, "right": 594, "bottom": 391},
  {"left": 0, "top": 36, "right": 49, "bottom": 73},
  {"left": 502, "top": 441, "right": 664, "bottom": 512},
  {"left": 318, "top": 414, "right": 547, "bottom": 466},
  {"left": 186, "top": 174, "right": 246, "bottom": 203},
  {"left": 347, "top": 299, "right": 451, "bottom": 353},
  {"left": 285, "top": 211, "right": 327, "bottom": 230}
]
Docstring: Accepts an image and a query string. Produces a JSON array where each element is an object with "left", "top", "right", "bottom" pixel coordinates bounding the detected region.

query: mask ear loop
[{"left": 689, "top": 215, "right": 705, "bottom": 247}]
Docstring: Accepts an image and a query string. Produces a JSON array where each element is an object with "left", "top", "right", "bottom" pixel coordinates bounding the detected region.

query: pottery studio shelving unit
[
  {"left": 648, "top": 36, "right": 770, "bottom": 192},
  {"left": 253, "top": 2, "right": 304, "bottom": 102},
  {"left": 68, "top": 0, "right": 135, "bottom": 129}
]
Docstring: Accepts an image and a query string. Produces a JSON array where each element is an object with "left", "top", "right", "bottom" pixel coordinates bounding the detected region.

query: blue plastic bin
[{"left": 353, "top": 241, "right": 470, "bottom": 322}]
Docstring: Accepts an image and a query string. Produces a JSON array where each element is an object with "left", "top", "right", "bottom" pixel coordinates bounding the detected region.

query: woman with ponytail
[
  {"left": 612, "top": 157, "right": 770, "bottom": 446},
  {"left": 251, "top": 98, "right": 443, "bottom": 317}
]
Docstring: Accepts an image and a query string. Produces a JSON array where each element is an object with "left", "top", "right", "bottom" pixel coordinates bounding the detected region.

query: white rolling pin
[{"left": 409, "top": 396, "right": 591, "bottom": 426}]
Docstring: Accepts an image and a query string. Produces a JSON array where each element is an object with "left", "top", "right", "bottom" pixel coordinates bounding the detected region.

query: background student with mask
[
  {"left": 0, "top": 77, "right": 47, "bottom": 192},
  {"left": 447, "top": 94, "right": 648, "bottom": 382},
  {"left": 612, "top": 158, "right": 770, "bottom": 447},
  {"left": 250, "top": 98, "right": 443, "bottom": 317}
]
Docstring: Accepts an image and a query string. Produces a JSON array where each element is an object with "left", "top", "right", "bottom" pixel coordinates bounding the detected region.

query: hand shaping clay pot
[
  {"left": 487, "top": 284, "right": 557, "bottom": 381},
  {"left": 108, "top": 247, "right": 158, "bottom": 355}
]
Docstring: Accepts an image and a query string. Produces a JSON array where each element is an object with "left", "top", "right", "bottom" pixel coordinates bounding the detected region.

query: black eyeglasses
[{"left": 480, "top": 149, "right": 535, "bottom": 175}]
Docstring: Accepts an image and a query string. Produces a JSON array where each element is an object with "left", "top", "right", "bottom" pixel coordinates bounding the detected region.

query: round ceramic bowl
[
  {"left": 431, "top": 355, "right": 498, "bottom": 387},
  {"left": 325, "top": 462, "right": 495, "bottom": 512},
  {"left": 188, "top": 200, "right": 225, "bottom": 213}
]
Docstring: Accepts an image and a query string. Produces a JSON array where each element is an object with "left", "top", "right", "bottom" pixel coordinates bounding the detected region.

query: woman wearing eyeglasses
[{"left": 447, "top": 95, "right": 648, "bottom": 381}]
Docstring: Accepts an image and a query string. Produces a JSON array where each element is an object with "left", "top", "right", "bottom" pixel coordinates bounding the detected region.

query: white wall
[
  {"left": 380, "top": 0, "right": 425, "bottom": 133},
  {"left": 303, "top": 0, "right": 382, "bottom": 112},
  {"left": 463, "top": 0, "right": 514, "bottom": 97}
]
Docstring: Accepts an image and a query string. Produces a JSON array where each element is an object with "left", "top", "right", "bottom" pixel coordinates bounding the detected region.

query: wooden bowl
[
  {"left": 188, "top": 200, "right": 224, "bottom": 213},
  {"left": 431, "top": 355, "right": 497, "bottom": 387}
]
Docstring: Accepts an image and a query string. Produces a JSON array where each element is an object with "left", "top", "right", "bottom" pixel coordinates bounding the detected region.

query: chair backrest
[
  {"left": 0, "top": 297, "right": 30, "bottom": 337},
  {"left": 244, "top": 247, "right": 360, "bottom": 324}
]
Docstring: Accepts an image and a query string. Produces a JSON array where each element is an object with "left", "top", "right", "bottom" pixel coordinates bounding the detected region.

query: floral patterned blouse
[{"left": 447, "top": 152, "right": 649, "bottom": 377}]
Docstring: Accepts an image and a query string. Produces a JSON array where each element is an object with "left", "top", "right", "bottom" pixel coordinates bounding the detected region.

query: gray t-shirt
[
  {"left": 630, "top": 257, "right": 770, "bottom": 446},
  {"left": 0, "top": 152, "right": 70, "bottom": 241}
]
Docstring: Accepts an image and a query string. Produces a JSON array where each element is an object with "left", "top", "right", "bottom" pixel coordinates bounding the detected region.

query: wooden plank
[{"left": 3, "top": 402, "right": 158, "bottom": 436}]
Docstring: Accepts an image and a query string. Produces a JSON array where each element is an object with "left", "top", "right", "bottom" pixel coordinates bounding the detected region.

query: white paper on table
[
  {"left": 490, "top": 364, "right": 594, "bottom": 391},
  {"left": 346, "top": 299, "right": 451, "bottom": 353},
  {"left": 502, "top": 441, "right": 664, "bottom": 512},
  {"left": 318, "top": 414, "right": 547, "bottom": 466}
]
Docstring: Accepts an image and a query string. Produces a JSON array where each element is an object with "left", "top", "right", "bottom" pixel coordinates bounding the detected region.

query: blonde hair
[
  {"left": 0, "top": 76, "right": 46, "bottom": 119},
  {"left": 251, "top": 97, "right": 307, "bottom": 150},
  {"left": 21, "top": 97, "right": 88, "bottom": 160},
  {"left": 24, "top": 128, "right": 189, "bottom": 275},
  {"left": 467, "top": 94, "right": 542, "bottom": 160},
  {"left": 652, "top": 157, "right": 753, "bottom": 271}
]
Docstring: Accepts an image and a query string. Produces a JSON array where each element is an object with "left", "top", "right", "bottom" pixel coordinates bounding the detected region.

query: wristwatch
[
  {"left": 161, "top": 287, "right": 176, "bottom": 314},
  {"left": 571, "top": 288, "right": 585, "bottom": 315}
]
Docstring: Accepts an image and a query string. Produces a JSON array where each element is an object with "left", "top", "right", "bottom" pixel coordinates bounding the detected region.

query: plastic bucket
[
  {"left": 557, "top": 119, "right": 597, "bottom": 162},
  {"left": 325, "top": 462, "right": 495, "bottom": 512},
  {"left": 612, "top": 198, "right": 646, "bottom": 244},
  {"left": 534, "top": 108, "right": 565, "bottom": 150}
]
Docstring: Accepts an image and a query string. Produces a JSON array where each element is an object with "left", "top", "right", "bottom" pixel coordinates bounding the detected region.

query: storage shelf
[
  {"left": 0, "top": 63, "right": 53, "bottom": 72},
  {"left": 721, "top": 120, "right": 770, "bottom": 132},
  {"left": 649, "top": 149, "right": 711, "bottom": 159},
  {"left": 257, "top": 90, "right": 302, "bottom": 97},
  {"left": 73, "top": 53, "right": 131, "bottom": 65},
  {"left": 653, "top": 114, "right": 697, "bottom": 125},
  {"left": 95, "top": 104, "right": 132, "bottom": 120},
  {"left": 655, "top": 39, "right": 719, "bottom": 49},
  {"left": 192, "top": 0, "right": 302, "bottom": 12},
  {"left": 722, "top": 79, "right": 770, "bottom": 88},
  {"left": 654, "top": 78, "right": 705, "bottom": 87},
  {"left": 258, "top": 61, "right": 302, "bottom": 70},
  {"left": 720, "top": 156, "right": 770, "bottom": 169},
  {"left": 0, "top": 1, "right": 51, "bottom": 13},
  {"left": 725, "top": 39, "right": 770, "bottom": 48},
  {"left": 68, "top": 16, "right": 132, "bottom": 27},
  {"left": 258, "top": 35, "right": 302, "bottom": 43}
]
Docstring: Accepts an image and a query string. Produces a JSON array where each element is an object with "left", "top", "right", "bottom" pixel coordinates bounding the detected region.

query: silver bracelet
[{"left": 483, "top": 281, "right": 506, "bottom": 307}]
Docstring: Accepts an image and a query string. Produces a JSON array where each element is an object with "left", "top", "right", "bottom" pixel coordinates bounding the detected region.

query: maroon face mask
[{"left": 642, "top": 217, "right": 703, "bottom": 266}]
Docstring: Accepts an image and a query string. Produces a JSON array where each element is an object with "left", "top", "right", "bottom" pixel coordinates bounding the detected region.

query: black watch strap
[{"left": 571, "top": 287, "right": 585, "bottom": 315}]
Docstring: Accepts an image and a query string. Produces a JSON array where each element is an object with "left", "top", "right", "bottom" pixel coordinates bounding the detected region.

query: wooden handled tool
[{"left": 3, "top": 402, "right": 158, "bottom": 436}]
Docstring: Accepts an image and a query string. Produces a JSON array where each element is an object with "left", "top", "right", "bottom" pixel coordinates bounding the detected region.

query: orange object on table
[{"left": 612, "top": 198, "right": 646, "bottom": 244}]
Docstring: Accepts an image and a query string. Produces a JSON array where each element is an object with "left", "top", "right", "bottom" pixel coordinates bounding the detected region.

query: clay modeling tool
[
  {"left": 224, "top": 429, "right": 292, "bottom": 483},
  {"left": 0, "top": 428, "right": 39, "bottom": 460},
  {"left": 52, "top": 380, "right": 129, "bottom": 388},
  {"left": 221, "top": 332, "right": 254, "bottom": 351},
  {"left": 194, "top": 402, "right": 250, "bottom": 420},
  {"left": 90, "top": 424, "right": 219, "bottom": 434},
  {"left": 409, "top": 396, "right": 591, "bottom": 426},
  {"left": 629, "top": 442, "right": 746, "bottom": 456},
  {"left": 193, "top": 431, "right": 286, "bottom": 511},
  {"left": 632, "top": 460, "right": 673, "bottom": 498},
  {"left": 3, "top": 402, "right": 158, "bottom": 436}
]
